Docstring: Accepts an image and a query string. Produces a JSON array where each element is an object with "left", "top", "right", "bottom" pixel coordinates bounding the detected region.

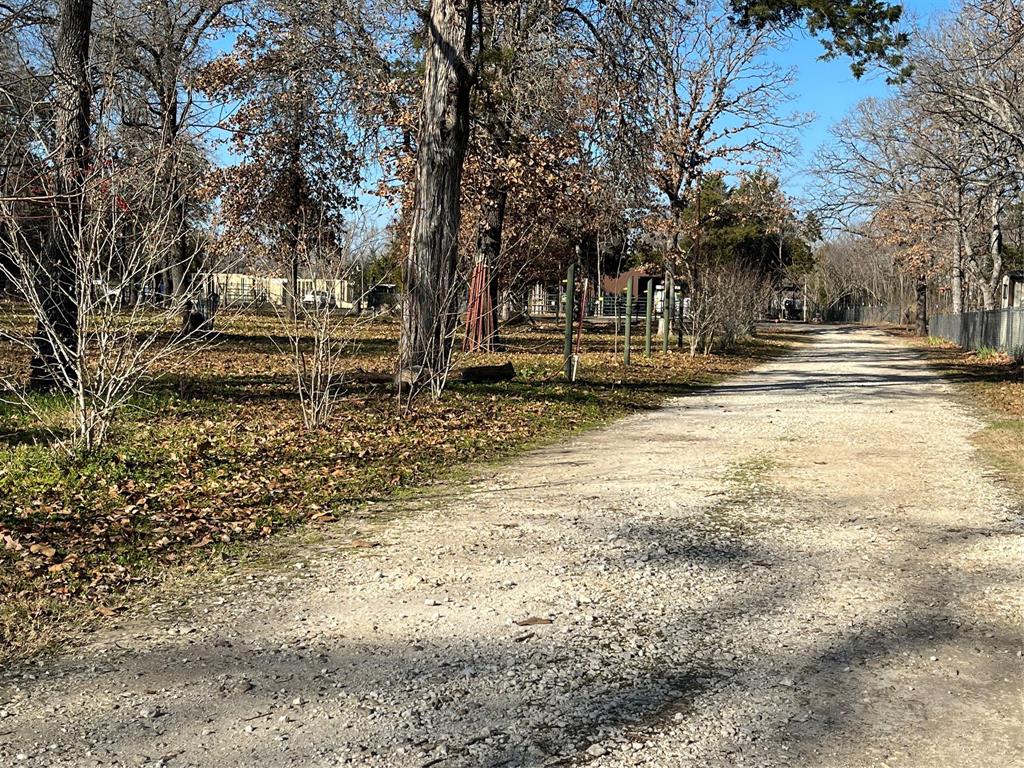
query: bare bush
[
  {"left": 277, "top": 220, "right": 382, "bottom": 429},
  {"left": 688, "top": 263, "right": 770, "bottom": 354},
  {"left": 0, "top": 153, "right": 224, "bottom": 452}
]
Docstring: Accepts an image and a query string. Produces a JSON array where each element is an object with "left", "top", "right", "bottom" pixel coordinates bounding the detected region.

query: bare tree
[
  {"left": 805, "top": 234, "right": 913, "bottom": 316},
  {"left": 914, "top": 0, "right": 1024, "bottom": 159},
  {"left": 912, "top": 1, "right": 1024, "bottom": 310},
  {"left": 281, "top": 217, "right": 379, "bottom": 429},
  {"left": 815, "top": 0, "right": 1024, "bottom": 324},
  {"left": 0, "top": 3, "right": 239, "bottom": 450},
  {"left": 624, "top": 0, "right": 803, "bottom": 351}
]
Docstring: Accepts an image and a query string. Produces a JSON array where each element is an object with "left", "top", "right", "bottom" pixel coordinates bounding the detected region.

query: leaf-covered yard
[{"left": 0, "top": 314, "right": 788, "bottom": 658}]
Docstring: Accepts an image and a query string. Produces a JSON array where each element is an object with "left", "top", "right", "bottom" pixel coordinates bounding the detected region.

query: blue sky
[{"left": 778, "top": 0, "right": 951, "bottom": 201}]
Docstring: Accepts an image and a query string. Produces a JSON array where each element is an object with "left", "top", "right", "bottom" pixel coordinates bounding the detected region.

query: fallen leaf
[{"left": 30, "top": 544, "right": 56, "bottom": 558}]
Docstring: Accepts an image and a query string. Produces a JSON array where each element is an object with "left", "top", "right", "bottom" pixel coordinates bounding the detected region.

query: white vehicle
[{"left": 301, "top": 290, "right": 336, "bottom": 310}]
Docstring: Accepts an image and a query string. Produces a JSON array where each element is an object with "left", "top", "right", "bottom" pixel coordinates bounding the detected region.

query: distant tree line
[{"left": 815, "top": 0, "right": 1023, "bottom": 334}]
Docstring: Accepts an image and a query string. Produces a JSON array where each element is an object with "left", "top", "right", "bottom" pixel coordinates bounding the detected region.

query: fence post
[
  {"left": 563, "top": 263, "right": 575, "bottom": 380},
  {"left": 662, "top": 274, "right": 672, "bottom": 353},
  {"left": 645, "top": 277, "right": 654, "bottom": 357},
  {"left": 624, "top": 279, "right": 632, "bottom": 366}
]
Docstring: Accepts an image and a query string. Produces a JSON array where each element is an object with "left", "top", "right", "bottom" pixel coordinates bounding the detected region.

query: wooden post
[
  {"left": 662, "top": 274, "right": 673, "bottom": 353},
  {"left": 624, "top": 279, "right": 632, "bottom": 366},
  {"left": 564, "top": 263, "right": 575, "bottom": 379},
  {"left": 645, "top": 277, "right": 654, "bottom": 357}
]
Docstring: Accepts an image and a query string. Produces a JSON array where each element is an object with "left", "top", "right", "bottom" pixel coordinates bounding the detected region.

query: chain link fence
[
  {"left": 829, "top": 302, "right": 1024, "bottom": 359},
  {"left": 930, "top": 308, "right": 1024, "bottom": 360}
]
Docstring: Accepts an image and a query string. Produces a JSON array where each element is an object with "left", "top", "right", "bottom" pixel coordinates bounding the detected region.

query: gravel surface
[{"left": 2, "top": 325, "right": 1021, "bottom": 768}]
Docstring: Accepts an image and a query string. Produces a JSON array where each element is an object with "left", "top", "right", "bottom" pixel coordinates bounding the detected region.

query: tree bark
[
  {"left": 982, "top": 194, "right": 1003, "bottom": 311},
  {"left": 285, "top": 93, "right": 304, "bottom": 318},
  {"left": 915, "top": 274, "right": 928, "bottom": 337},
  {"left": 399, "top": 0, "right": 474, "bottom": 389},
  {"left": 169, "top": 186, "right": 187, "bottom": 301},
  {"left": 172, "top": 185, "right": 192, "bottom": 293},
  {"left": 951, "top": 187, "right": 964, "bottom": 314},
  {"left": 160, "top": 61, "right": 194, "bottom": 303},
  {"left": 951, "top": 225, "right": 963, "bottom": 314},
  {"left": 30, "top": 0, "right": 93, "bottom": 391}
]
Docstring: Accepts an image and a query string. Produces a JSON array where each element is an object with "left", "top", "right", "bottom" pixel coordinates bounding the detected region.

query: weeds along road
[{"left": 2, "top": 325, "right": 1021, "bottom": 768}]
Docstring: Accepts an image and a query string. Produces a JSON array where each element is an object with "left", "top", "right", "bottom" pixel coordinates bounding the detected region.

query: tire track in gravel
[{"left": 1, "top": 324, "right": 1020, "bottom": 768}]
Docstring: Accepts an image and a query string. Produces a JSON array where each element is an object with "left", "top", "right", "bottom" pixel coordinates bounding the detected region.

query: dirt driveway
[{"left": 2, "top": 325, "right": 1021, "bottom": 767}]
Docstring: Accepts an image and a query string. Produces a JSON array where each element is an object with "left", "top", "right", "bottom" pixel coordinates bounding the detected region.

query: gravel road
[{"left": 2, "top": 325, "right": 1021, "bottom": 768}]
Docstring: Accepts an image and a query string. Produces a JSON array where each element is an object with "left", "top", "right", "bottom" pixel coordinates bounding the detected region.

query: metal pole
[
  {"left": 563, "top": 263, "right": 575, "bottom": 380},
  {"left": 624, "top": 279, "right": 632, "bottom": 366},
  {"left": 645, "top": 277, "right": 654, "bottom": 357}
]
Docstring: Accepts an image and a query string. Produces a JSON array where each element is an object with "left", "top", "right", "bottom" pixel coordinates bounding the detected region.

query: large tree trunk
[
  {"left": 982, "top": 194, "right": 1003, "bottom": 311},
  {"left": 915, "top": 274, "right": 928, "bottom": 337},
  {"left": 961, "top": 233, "right": 979, "bottom": 311},
  {"left": 399, "top": 0, "right": 474, "bottom": 391},
  {"left": 667, "top": 199, "right": 689, "bottom": 347},
  {"left": 284, "top": 98, "right": 303, "bottom": 318},
  {"left": 30, "top": 0, "right": 93, "bottom": 391},
  {"left": 951, "top": 189, "right": 964, "bottom": 314},
  {"left": 951, "top": 226, "right": 963, "bottom": 314},
  {"left": 171, "top": 185, "right": 191, "bottom": 294},
  {"left": 159, "top": 65, "right": 193, "bottom": 303},
  {"left": 168, "top": 180, "right": 187, "bottom": 302}
]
